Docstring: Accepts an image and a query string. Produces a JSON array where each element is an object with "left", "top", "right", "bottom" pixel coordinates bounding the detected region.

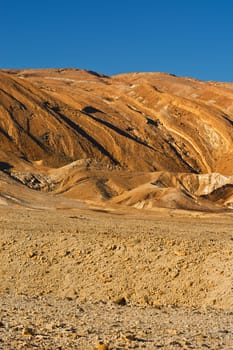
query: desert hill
[
  {"left": 0, "top": 68, "right": 233, "bottom": 211},
  {"left": 1, "top": 70, "right": 233, "bottom": 349}
]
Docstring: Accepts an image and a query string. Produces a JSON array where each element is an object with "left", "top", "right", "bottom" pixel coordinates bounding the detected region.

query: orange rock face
[{"left": 0, "top": 68, "right": 233, "bottom": 211}]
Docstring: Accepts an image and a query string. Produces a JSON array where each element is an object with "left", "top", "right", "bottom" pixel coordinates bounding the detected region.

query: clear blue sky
[{"left": 1, "top": 0, "right": 233, "bottom": 81}]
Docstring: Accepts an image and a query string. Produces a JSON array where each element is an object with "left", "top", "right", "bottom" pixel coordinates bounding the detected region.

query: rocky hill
[{"left": 0, "top": 68, "right": 233, "bottom": 211}]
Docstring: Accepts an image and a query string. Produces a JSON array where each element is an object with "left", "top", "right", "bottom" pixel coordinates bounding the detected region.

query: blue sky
[{"left": 1, "top": 0, "right": 233, "bottom": 81}]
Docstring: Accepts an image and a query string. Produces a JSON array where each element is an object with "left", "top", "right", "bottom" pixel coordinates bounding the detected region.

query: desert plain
[{"left": 0, "top": 68, "right": 233, "bottom": 349}]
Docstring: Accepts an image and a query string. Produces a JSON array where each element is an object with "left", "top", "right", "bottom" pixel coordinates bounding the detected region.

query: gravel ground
[
  {"left": 0, "top": 207, "right": 233, "bottom": 349},
  {"left": 1, "top": 295, "right": 233, "bottom": 350}
]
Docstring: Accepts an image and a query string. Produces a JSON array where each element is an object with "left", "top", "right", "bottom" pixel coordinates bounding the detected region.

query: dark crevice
[
  {"left": 0, "top": 88, "right": 27, "bottom": 110},
  {"left": 146, "top": 117, "right": 159, "bottom": 127},
  {"left": 87, "top": 70, "right": 109, "bottom": 79},
  {"left": 0, "top": 162, "right": 13, "bottom": 171},
  {"left": 51, "top": 109, "right": 119, "bottom": 165},
  {"left": 7, "top": 110, "right": 48, "bottom": 152},
  {"left": 200, "top": 184, "right": 233, "bottom": 200},
  {"left": 81, "top": 106, "right": 156, "bottom": 151},
  {"left": 0, "top": 126, "right": 13, "bottom": 141},
  {"left": 168, "top": 142, "right": 200, "bottom": 174},
  {"left": 223, "top": 113, "right": 233, "bottom": 126},
  {"left": 82, "top": 106, "right": 102, "bottom": 114}
]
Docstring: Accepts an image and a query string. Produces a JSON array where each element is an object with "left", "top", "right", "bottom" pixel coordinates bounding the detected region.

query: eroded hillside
[{"left": 0, "top": 69, "right": 233, "bottom": 211}]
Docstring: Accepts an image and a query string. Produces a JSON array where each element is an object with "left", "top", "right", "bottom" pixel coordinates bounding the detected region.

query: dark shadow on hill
[
  {"left": 81, "top": 106, "right": 156, "bottom": 151},
  {"left": 87, "top": 70, "right": 109, "bottom": 79},
  {"left": 82, "top": 106, "right": 102, "bottom": 114},
  {"left": 0, "top": 162, "right": 13, "bottom": 171},
  {"left": 50, "top": 107, "right": 119, "bottom": 165}
]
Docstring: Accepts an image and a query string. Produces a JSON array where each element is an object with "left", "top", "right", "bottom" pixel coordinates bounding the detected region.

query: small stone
[
  {"left": 44, "top": 322, "right": 56, "bottom": 331},
  {"left": 169, "top": 340, "right": 182, "bottom": 347},
  {"left": 95, "top": 341, "right": 109, "bottom": 350},
  {"left": 140, "top": 295, "right": 150, "bottom": 305},
  {"left": 27, "top": 251, "right": 37, "bottom": 258},
  {"left": 174, "top": 250, "right": 186, "bottom": 256},
  {"left": 122, "top": 333, "right": 137, "bottom": 341},
  {"left": 22, "top": 326, "right": 34, "bottom": 336},
  {"left": 171, "top": 269, "right": 180, "bottom": 278},
  {"left": 167, "top": 329, "right": 178, "bottom": 335},
  {"left": 113, "top": 296, "right": 127, "bottom": 306},
  {"left": 185, "top": 281, "right": 193, "bottom": 288}
]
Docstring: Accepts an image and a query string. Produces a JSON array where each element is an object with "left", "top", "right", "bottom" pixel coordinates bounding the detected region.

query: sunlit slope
[{"left": 1, "top": 69, "right": 232, "bottom": 174}]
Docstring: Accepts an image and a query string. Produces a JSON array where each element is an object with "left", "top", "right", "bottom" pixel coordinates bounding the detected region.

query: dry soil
[{"left": 0, "top": 207, "right": 233, "bottom": 349}]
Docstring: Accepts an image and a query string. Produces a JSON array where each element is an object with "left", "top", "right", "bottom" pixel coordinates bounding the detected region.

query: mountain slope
[
  {"left": 0, "top": 68, "right": 233, "bottom": 211},
  {"left": 1, "top": 69, "right": 232, "bottom": 173}
]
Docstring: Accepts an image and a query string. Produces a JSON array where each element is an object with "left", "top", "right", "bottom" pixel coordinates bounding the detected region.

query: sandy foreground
[{"left": 0, "top": 207, "right": 233, "bottom": 349}]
